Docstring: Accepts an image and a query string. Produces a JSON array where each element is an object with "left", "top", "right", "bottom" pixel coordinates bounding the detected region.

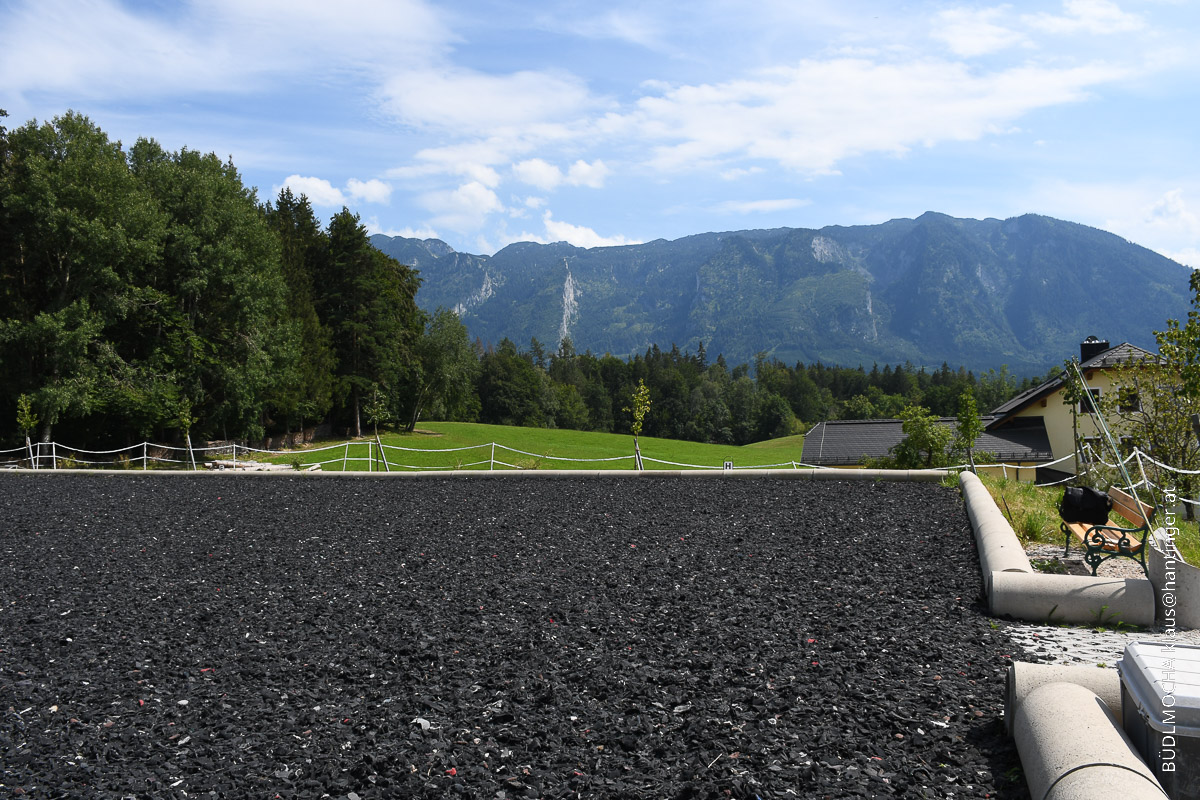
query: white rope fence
[
  {"left": 0, "top": 439, "right": 1195, "bottom": 503},
  {"left": 0, "top": 439, "right": 812, "bottom": 473}
]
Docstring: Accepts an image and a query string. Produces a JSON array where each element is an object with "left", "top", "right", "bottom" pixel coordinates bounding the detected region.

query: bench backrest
[{"left": 1109, "top": 486, "right": 1154, "bottom": 527}]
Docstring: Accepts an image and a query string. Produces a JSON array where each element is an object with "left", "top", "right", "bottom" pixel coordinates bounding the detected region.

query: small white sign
[{"left": 723, "top": 461, "right": 733, "bottom": 471}]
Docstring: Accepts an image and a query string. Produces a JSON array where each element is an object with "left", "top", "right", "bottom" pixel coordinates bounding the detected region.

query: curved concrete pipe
[
  {"left": 1014, "top": 682, "right": 1166, "bottom": 800},
  {"left": 959, "top": 471, "right": 1032, "bottom": 579},
  {"left": 989, "top": 571, "right": 1156, "bottom": 627},
  {"left": 1005, "top": 661, "right": 1123, "bottom": 736}
]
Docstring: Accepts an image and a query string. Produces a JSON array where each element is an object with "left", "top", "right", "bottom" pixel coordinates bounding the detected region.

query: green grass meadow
[
  {"left": 269, "top": 422, "right": 807, "bottom": 473},
  {"left": 979, "top": 473, "right": 1200, "bottom": 565}
]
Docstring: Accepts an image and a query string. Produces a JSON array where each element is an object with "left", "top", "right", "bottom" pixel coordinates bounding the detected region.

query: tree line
[
  {"left": 2, "top": 111, "right": 1042, "bottom": 450},
  {"left": 458, "top": 339, "right": 1042, "bottom": 446},
  {"left": 0, "top": 111, "right": 423, "bottom": 447}
]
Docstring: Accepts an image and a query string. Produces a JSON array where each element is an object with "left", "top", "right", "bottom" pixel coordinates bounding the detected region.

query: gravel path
[{"left": 0, "top": 474, "right": 1027, "bottom": 799}]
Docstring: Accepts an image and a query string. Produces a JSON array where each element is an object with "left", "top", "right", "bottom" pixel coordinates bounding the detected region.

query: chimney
[{"left": 1080, "top": 335, "right": 1110, "bottom": 363}]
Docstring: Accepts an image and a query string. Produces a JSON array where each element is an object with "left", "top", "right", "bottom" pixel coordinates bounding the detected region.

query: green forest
[{"left": 0, "top": 112, "right": 1040, "bottom": 450}]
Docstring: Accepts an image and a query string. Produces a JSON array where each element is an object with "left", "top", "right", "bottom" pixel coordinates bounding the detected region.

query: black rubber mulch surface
[{"left": 0, "top": 474, "right": 1028, "bottom": 799}]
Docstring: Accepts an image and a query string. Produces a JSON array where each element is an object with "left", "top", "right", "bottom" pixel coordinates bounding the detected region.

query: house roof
[
  {"left": 986, "top": 341, "right": 1158, "bottom": 429},
  {"left": 802, "top": 415, "right": 1053, "bottom": 467}
]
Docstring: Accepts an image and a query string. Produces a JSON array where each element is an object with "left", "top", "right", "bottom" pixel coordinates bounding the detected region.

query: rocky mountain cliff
[{"left": 371, "top": 212, "right": 1193, "bottom": 373}]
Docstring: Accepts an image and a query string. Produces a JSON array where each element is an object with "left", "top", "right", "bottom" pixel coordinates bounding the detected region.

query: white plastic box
[{"left": 1118, "top": 641, "right": 1200, "bottom": 799}]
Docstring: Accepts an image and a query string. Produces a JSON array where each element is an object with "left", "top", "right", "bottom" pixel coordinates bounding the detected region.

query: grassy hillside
[{"left": 274, "top": 422, "right": 806, "bottom": 472}]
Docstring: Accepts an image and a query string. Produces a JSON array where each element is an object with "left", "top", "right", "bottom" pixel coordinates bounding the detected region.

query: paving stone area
[
  {"left": 1003, "top": 622, "right": 1200, "bottom": 667},
  {"left": 1010, "top": 544, "right": 1199, "bottom": 667}
]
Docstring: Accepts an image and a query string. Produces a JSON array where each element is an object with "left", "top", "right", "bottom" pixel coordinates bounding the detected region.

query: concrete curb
[
  {"left": 1005, "top": 662, "right": 1122, "bottom": 736},
  {"left": 1012, "top": 682, "right": 1167, "bottom": 800},
  {"left": 1148, "top": 530, "right": 1200, "bottom": 628},
  {"left": 958, "top": 471, "right": 1156, "bottom": 626},
  {"left": 0, "top": 467, "right": 950, "bottom": 481},
  {"left": 989, "top": 571, "right": 1156, "bottom": 628},
  {"left": 959, "top": 471, "right": 1032, "bottom": 578}
]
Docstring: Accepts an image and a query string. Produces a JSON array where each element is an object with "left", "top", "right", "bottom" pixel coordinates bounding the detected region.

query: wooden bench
[{"left": 1061, "top": 486, "right": 1154, "bottom": 576}]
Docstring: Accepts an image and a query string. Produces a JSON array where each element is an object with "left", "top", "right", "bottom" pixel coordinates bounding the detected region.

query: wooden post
[
  {"left": 490, "top": 442, "right": 495, "bottom": 471},
  {"left": 143, "top": 441, "right": 148, "bottom": 471},
  {"left": 232, "top": 442, "right": 238, "bottom": 471},
  {"left": 186, "top": 432, "right": 197, "bottom": 471},
  {"left": 51, "top": 441, "right": 58, "bottom": 470},
  {"left": 342, "top": 442, "right": 349, "bottom": 472}
]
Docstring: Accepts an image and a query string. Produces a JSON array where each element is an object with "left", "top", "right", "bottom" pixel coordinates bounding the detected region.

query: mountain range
[{"left": 370, "top": 212, "right": 1193, "bottom": 374}]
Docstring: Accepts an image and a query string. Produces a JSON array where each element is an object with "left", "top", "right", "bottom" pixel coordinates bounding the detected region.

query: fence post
[
  {"left": 232, "top": 442, "right": 238, "bottom": 471},
  {"left": 1133, "top": 449, "right": 1153, "bottom": 507},
  {"left": 52, "top": 441, "right": 58, "bottom": 470},
  {"left": 490, "top": 442, "right": 495, "bottom": 471},
  {"left": 143, "top": 441, "right": 148, "bottom": 471},
  {"left": 376, "top": 434, "right": 391, "bottom": 473},
  {"left": 368, "top": 440, "right": 373, "bottom": 473},
  {"left": 342, "top": 442, "right": 349, "bottom": 472}
]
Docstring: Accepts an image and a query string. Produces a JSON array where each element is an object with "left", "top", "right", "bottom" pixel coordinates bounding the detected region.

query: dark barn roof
[{"left": 803, "top": 416, "right": 1053, "bottom": 467}]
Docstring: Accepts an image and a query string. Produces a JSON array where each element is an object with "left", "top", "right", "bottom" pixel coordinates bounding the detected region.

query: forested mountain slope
[{"left": 373, "top": 212, "right": 1191, "bottom": 373}]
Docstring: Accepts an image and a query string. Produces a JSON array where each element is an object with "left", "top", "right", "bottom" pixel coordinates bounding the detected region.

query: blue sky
[{"left": 2, "top": 0, "right": 1199, "bottom": 265}]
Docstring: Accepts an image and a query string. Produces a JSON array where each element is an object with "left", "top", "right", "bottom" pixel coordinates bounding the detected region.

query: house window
[
  {"left": 1079, "top": 388, "right": 1101, "bottom": 414},
  {"left": 1119, "top": 391, "right": 1141, "bottom": 413},
  {"left": 1119, "top": 436, "right": 1136, "bottom": 456}
]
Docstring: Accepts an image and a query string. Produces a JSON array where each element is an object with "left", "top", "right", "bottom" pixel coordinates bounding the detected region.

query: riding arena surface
[{"left": 0, "top": 474, "right": 1027, "bottom": 798}]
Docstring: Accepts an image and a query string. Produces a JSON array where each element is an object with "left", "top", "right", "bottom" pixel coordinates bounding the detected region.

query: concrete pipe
[
  {"left": 1013, "top": 682, "right": 1166, "bottom": 800},
  {"left": 960, "top": 471, "right": 1032, "bottom": 580},
  {"left": 989, "top": 571, "right": 1156, "bottom": 628},
  {"left": 1005, "top": 661, "right": 1123, "bottom": 736}
]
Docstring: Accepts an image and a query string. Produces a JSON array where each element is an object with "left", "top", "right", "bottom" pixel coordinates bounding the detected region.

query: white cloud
[
  {"left": 1029, "top": 182, "right": 1200, "bottom": 268},
  {"left": 1167, "top": 248, "right": 1200, "bottom": 269},
  {"left": 1131, "top": 189, "right": 1200, "bottom": 267},
  {"left": 626, "top": 57, "right": 1127, "bottom": 174},
  {"left": 714, "top": 198, "right": 811, "bottom": 215},
  {"left": 276, "top": 175, "right": 393, "bottom": 207},
  {"left": 0, "top": 0, "right": 452, "bottom": 101},
  {"left": 512, "top": 158, "right": 610, "bottom": 190},
  {"left": 540, "top": 7, "right": 668, "bottom": 51},
  {"left": 720, "top": 166, "right": 765, "bottom": 181},
  {"left": 932, "top": 6, "right": 1030, "bottom": 57},
  {"left": 422, "top": 181, "right": 505, "bottom": 232},
  {"left": 347, "top": 178, "right": 393, "bottom": 204},
  {"left": 278, "top": 175, "right": 346, "bottom": 207},
  {"left": 365, "top": 218, "right": 439, "bottom": 240},
  {"left": 378, "top": 66, "right": 598, "bottom": 131},
  {"left": 0, "top": 1, "right": 220, "bottom": 99},
  {"left": 1024, "top": 0, "right": 1145, "bottom": 35},
  {"left": 389, "top": 142, "right": 514, "bottom": 190},
  {"left": 493, "top": 210, "right": 641, "bottom": 250},
  {"left": 512, "top": 159, "right": 564, "bottom": 191},
  {"left": 541, "top": 211, "right": 641, "bottom": 248},
  {"left": 566, "top": 159, "right": 611, "bottom": 188}
]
